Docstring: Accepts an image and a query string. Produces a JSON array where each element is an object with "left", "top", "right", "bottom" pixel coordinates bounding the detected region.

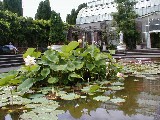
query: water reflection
[
  {"left": 58, "top": 75, "right": 160, "bottom": 120},
  {"left": 5, "top": 114, "right": 12, "bottom": 120},
  {"left": 58, "top": 108, "right": 154, "bottom": 120}
]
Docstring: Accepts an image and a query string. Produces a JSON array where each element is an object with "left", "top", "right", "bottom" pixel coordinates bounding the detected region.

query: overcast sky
[{"left": 22, "top": 0, "right": 90, "bottom": 22}]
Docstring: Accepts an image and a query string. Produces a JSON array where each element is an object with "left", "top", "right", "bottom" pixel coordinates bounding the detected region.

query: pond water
[
  {"left": 0, "top": 58, "right": 160, "bottom": 120},
  {"left": 57, "top": 76, "right": 160, "bottom": 120}
]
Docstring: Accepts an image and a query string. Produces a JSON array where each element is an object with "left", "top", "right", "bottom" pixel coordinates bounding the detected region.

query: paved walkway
[
  {"left": 0, "top": 66, "right": 20, "bottom": 73},
  {"left": 113, "top": 54, "right": 160, "bottom": 59}
]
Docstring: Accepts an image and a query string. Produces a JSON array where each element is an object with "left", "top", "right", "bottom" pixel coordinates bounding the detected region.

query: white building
[{"left": 76, "top": 0, "right": 160, "bottom": 49}]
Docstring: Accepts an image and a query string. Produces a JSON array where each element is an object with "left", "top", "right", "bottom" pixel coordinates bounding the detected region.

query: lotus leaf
[
  {"left": 41, "top": 68, "right": 50, "bottom": 78},
  {"left": 48, "top": 77, "right": 59, "bottom": 84},
  {"left": 111, "top": 82, "right": 124, "bottom": 86},
  {"left": 110, "top": 97, "right": 125, "bottom": 103},
  {"left": 23, "top": 48, "right": 36, "bottom": 58},
  {"left": 17, "top": 78, "right": 35, "bottom": 93},
  {"left": 108, "top": 86, "right": 124, "bottom": 91},
  {"left": 60, "top": 93, "right": 80, "bottom": 100},
  {"left": 93, "top": 96, "right": 110, "bottom": 102}
]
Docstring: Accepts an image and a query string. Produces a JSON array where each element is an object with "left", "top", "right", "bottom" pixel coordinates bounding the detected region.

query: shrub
[{"left": 0, "top": 41, "right": 122, "bottom": 93}]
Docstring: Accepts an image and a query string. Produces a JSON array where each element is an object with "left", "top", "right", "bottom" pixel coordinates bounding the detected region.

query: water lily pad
[
  {"left": 108, "top": 86, "right": 124, "bottom": 91},
  {"left": 111, "top": 82, "right": 124, "bottom": 86},
  {"left": 81, "top": 96, "right": 87, "bottom": 99},
  {"left": 93, "top": 96, "right": 110, "bottom": 102},
  {"left": 145, "top": 77, "right": 157, "bottom": 80},
  {"left": 134, "top": 79, "right": 139, "bottom": 82},
  {"left": 110, "top": 97, "right": 125, "bottom": 103},
  {"left": 81, "top": 86, "right": 90, "bottom": 93},
  {"left": 60, "top": 93, "right": 80, "bottom": 100}
]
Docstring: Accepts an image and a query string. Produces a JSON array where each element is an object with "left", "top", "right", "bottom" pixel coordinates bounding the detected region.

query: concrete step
[{"left": 0, "top": 54, "right": 24, "bottom": 68}]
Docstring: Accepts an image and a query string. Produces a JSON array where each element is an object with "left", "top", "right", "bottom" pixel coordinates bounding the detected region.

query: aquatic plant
[{"left": 0, "top": 41, "right": 123, "bottom": 93}]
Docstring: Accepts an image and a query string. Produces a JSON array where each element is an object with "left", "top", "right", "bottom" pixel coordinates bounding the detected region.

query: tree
[
  {"left": 35, "top": 0, "right": 51, "bottom": 20},
  {"left": 0, "top": 1, "right": 3, "bottom": 10},
  {"left": 66, "top": 3, "right": 87, "bottom": 25},
  {"left": 112, "top": 0, "right": 140, "bottom": 50},
  {"left": 3, "top": 0, "right": 23, "bottom": 16},
  {"left": 0, "top": 10, "right": 50, "bottom": 48},
  {"left": 49, "top": 11, "right": 65, "bottom": 44}
]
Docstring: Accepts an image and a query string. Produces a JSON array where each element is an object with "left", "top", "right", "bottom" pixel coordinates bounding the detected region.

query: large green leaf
[
  {"left": 23, "top": 48, "right": 35, "bottom": 58},
  {"left": 73, "top": 61, "right": 84, "bottom": 70},
  {"left": 9, "top": 79, "right": 21, "bottom": 85},
  {"left": 67, "top": 41, "right": 79, "bottom": 51},
  {"left": 61, "top": 45, "right": 68, "bottom": 53},
  {"left": 44, "top": 49, "right": 54, "bottom": 56},
  {"left": 41, "top": 68, "right": 50, "bottom": 78},
  {"left": 61, "top": 41, "right": 79, "bottom": 53},
  {"left": 50, "top": 64, "right": 67, "bottom": 71},
  {"left": 95, "top": 54, "right": 101, "bottom": 61},
  {"left": 0, "top": 70, "right": 18, "bottom": 78},
  {"left": 48, "top": 77, "right": 59, "bottom": 84},
  {"left": 67, "top": 62, "right": 75, "bottom": 71},
  {"left": 0, "top": 74, "right": 16, "bottom": 86},
  {"left": 59, "top": 52, "right": 70, "bottom": 58},
  {"left": 17, "top": 78, "right": 34, "bottom": 92},
  {"left": 44, "top": 50, "right": 59, "bottom": 63},
  {"left": 74, "top": 48, "right": 83, "bottom": 56},
  {"left": 80, "top": 48, "right": 91, "bottom": 57},
  {"left": 68, "top": 73, "right": 81, "bottom": 81},
  {"left": 29, "top": 64, "right": 40, "bottom": 72},
  {"left": 94, "top": 59, "right": 106, "bottom": 67},
  {"left": 32, "top": 51, "right": 41, "bottom": 58},
  {"left": 86, "top": 63, "right": 95, "bottom": 71},
  {"left": 38, "top": 56, "right": 51, "bottom": 65}
]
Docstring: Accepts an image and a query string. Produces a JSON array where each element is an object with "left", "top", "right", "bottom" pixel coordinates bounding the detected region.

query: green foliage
[
  {"left": 0, "top": 1, "right": 3, "bottom": 10},
  {"left": 0, "top": 41, "right": 122, "bottom": 93},
  {"left": 23, "top": 48, "right": 41, "bottom": 58},
  {"left": 112, "top": 0, "right": 140, "bottom": 49},
  {"left": 3, "top": 0, "right": 23, "bottom": 16},
  {"left": 35, "top": 0, "right": 51, "bottom": 20},
  {"left": 49, "top": 11, "right": 65, "bottom": 44},
  {"left": 66, "top": 3, "right": 87, "bottom": 25},
  {"left": 0, "top": 10, "right": 50, "bottom": 47}
]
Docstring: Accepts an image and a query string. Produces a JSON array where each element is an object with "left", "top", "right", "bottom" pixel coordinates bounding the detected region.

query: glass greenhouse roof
[{"left": 76, "top": 0, "right": 160, "bottom": 25}]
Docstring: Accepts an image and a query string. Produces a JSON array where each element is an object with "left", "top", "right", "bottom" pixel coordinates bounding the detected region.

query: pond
[
  {"left": 0, "top": 58, "right": 160, "bottom": 120},
  {"left": 57, "top": 75, "right": 160, "bottom": 120}
]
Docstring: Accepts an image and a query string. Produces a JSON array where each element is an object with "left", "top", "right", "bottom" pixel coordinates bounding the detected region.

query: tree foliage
[
  {"left": 49, "top": 11, "right": 65, "bottom": 44},
  {"left": 0, "top": 1, "right": 3, "bottom": 10},
  {"left": 3, "top": 0, "right": 23, "bottom": 16},
  {"left": 0, "top": 10, "right": 50, "bottom": 47},
  {"left": 35, "top": 0, "right": 51, "bottom": 20},
  {"left": 66, "top": 3, "right": 87, "bottom": 25},
  {"left": 0, "top": 4, "right": 76, "bottom": 48},
  {"left": 112, "top": 0, "right": 140, "bottom": 50}
]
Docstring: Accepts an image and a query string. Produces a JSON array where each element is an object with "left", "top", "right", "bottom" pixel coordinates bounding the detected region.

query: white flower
[
  {"left": 78, "top": 39, "right": 82, "bottom": 43},
  {"left": 116, "top": 72, "right": 124, "bottom": 78},
  {"left": 24, "top": 55, "right": 36, "bottom": 66},
  {"left": 47, "top": 46, "right": 51, "bottom": 49},
  {"left": 106, "top": 62, "right": 109, "bottom": 65}
]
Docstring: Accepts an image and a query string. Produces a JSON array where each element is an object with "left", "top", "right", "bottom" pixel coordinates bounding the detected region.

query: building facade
[{"left": 76, "top": 0, "right": 160, "bottom": 49}]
